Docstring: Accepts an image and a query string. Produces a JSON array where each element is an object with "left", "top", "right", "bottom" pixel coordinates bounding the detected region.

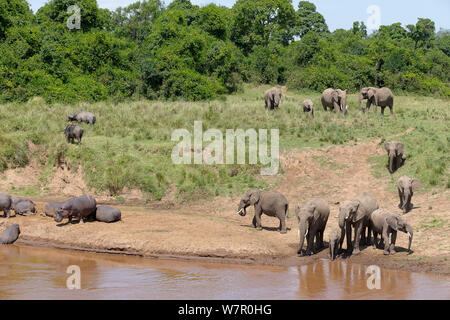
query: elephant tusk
[
  {"left": 237, "top": 209, "right": 243, "bottom": 215},
  {"left": 305, "top": 229, "right": 308, "bottom": 237},
  {"left": 298, "top": 230, "right": 300, "bottom": 237},
  {"left": 408, "top": 232, "right": 411, "bottom": 238}
]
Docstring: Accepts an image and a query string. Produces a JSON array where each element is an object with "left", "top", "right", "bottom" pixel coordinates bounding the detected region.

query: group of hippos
[
  {"left": 0, "top": 194, "right": 121, "bottom": 245},
  {"left": 264, "top": 86, "right": 394, "bottom": 117},
  {"left": 237, "top": 174, "right": 418, "bottom": 260},
  {"left": 64, "top": 110, "right": 97, "bottom": 144}
]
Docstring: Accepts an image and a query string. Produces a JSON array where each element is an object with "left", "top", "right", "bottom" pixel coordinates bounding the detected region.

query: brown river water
[{"left": 0, "top": 244, "right": 449, "bottom": 300}]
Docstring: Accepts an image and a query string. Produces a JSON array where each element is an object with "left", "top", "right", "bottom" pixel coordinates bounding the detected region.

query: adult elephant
[
  {"left": 365, "top": 87, "right": 394, "bottom": 115},
  {"left": 264, "top": 87, "right": 282, "bottom": 110},
  {"left": 339, "top": 192, "right": 379, "bottom": 255},
  {"left": 385, "top": 141, "right": 406, "bottom": 174},
  {"left": 358, "top": 87, "right": 376, "bottom": 111},
  {"left": 321, "top": 88, "right": 348, "bottom": 114},
  {"left": 397, "top": 176, "right": 420, "bottom": 214},
  {"left": 237, "top": 189, "right": 289, "bottom": 234},
  {"left": 295, "top": 198, "right": 330, "bottom": 256},
  {"left": 370, "top": 208, "right": 413, "bottom": 255}
]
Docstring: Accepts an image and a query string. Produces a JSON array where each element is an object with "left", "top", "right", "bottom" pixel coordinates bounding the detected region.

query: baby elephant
[
  {"left": 295, "top": 198, "right": 330, "bottom": 256},
  {"left": 328, "top": 226, "right": 342, "bottom": 260},
  {"left": 64, "top": 125, "right": 83, "bottom": 144},
  {"left": 0, "top": 224, "right": 20, "bottom": 244},
  {"left": 370, "top": 208, "right": 413, "bottom": 255},
  {"left": 55, "top": 195, "right": 97, "bottom": 225},
  {"left": 0, "top": 193, "right": 12, "bottom": 218},
  {"left": 96, "top": 206, "right": 121, "bottom": 223},
  {"left": 385, "top": 141, "right": 406, "bottom": 173},
  {"left": 397, "top": 176, "right": 420, "bottom": 214},
  {"left": 237, "top": 189, "right": 289, "bottom": 234},
  {"left": 41, "top": 202, "right": 64, "bottom": 217},
  {"left": 67, "top": 110, "right": 96, "bottom": 125},
  {"left": 302, "top": 99, "right": 314, "bottom": 118}
]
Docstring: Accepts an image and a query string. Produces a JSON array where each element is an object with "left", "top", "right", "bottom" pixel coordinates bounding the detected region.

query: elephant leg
[
  {"left": 381, "top": 107, "right": 386, "bottom": 115},
  {"left": 346, "top": 222, "right": 353, "bottom": 253},
  {"left": 279, "top": 216, "right": 286, "bottom": 234},
  {"left": 252, "top": 216, "right": 257, "bottom": 228},
  {"left": 254, "top": 208, "right": 263, "bottom": 230},
  {"left": 372, "top": 231, "right": 378, "bottom": 249},
  {"left": 405, "top": 193, "right": 412, "bottom": 213},
  {"left": 338, "top": 227, "right": 345, "bottom": 252},
  {"left": 390, "top": 231, "right": 397, "bottom": 253},
  {"left": 305, "top": 230, "right": 315, "bottom": 255},
  {"left": 398, "top": 188, "right": 404, "bottom": 209},
  {"left": 352, "top": 221, "right": 363, "bottom": 254},
  {"left": 389, "top": 105, "right": 394, "bottom": 115},
  {"left": 366, "top": 224, "right": 372, "bottom": 245},
  {"left": 382, "top": 230, "right": 390, "bottom": 255},
  {"left": 319, "top": 230, "right": 324, "bottom": 249}
]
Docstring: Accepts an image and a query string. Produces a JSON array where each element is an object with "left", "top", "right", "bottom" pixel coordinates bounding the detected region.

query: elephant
[
  {"left": 41, "top": 202, "right": 64, "bottom": 217},
  {"left": 264, "top": 87, "right": 282, "bottom": 110},
  {"left": 96, "top": 206, "right": 121, "bottom": 223},
  {"left": 64, "top": 125, "right": 83, "bottom": 144},
  {"left": 328, "top": 226, "right": 342, "bottom": 260},
  {"left": 321, "top": 88, "right": 348, "bottom": 114},
  {"left": 54, "top": 195, "right": 97, "bottom": 225},
  {"left": 0, "top": 224, "right": 20, "bottom": 244},
  {"left": 303, "top": 99, "right": 314, "bottom": 118},
  {"left": 365, "top": 87, "right": 394, "bottom": 115},
  {"left": 385, "top": 141, "right": 406, "bottom": 174},
  {"left": 339, "top": 192, "right": 379, "bottom": 255},
  {"left": 12, "top": 198, "right": 36, "bottom": 216},
  {"left": 295, "top": 198, "right": 330, "bottom": 256},
  {"left": 358, "top": 87, "right": 376, "bottom": 111},
  {"left": 0, "top": 193, "right": 12, "bottom": 218},
  {"left": 237, "top": 189, "right": 289, "bottom": 234},
  {"left": 369, "top": 208, "right": 413, "bottom": 255},
  {"left": 67, "top": 110, "right": 96, "bottom": 125},
  {"left": 397, "top": 176, "right": 420, "bottom": 214}
]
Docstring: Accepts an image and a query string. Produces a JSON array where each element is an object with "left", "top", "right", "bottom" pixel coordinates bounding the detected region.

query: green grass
[{"left": 0, "top": 84, "right": 449, "bottom": 201}]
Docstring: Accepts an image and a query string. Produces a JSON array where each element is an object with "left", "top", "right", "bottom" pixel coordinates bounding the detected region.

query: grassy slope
[{"left": 0, "top": 85, "right": 449, "bottom": 201}]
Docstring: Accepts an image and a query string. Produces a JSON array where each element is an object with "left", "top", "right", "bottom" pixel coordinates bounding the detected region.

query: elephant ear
[
  {"left": 386, "top": 214, "right": 399, "bottom": 231},
  {"left": 384, "top": 142, "right": 391, "bottom": 152},
  {"left": 249, "top": 189, "right": 261, "bottom": 205},
  {"left": 411, "top": 179, "right": 421, "bottom": 192}
]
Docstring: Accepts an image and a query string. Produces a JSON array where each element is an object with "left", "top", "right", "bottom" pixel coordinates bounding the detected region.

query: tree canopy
[{"left": 0, "top": 0, "right": 448, "bottom": 103}]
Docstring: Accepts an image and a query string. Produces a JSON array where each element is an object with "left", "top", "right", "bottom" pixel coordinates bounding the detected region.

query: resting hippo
[
  {"left": 96, "top": 206, "right": 121, "bottom": 223},
  {"left": 64, "top": 125, "right": 83, "bottom": 144},
  {"left": 0, "top": 193, "right": 12, "bottom": 218},
  {"left": 0, "top": 224, "right": 20, "bottom": 244},
  {"left": 42, "top": 202, "right": 64, "bottom": 218},
  {"left": 67, "top": 110, "right": 96, "bottom": 125},
  {"left": 12, "top": 197, "right": 36, "bottom": 216},
  {"left": 55, "top": 195, "right": 97, "bottom": 224}
]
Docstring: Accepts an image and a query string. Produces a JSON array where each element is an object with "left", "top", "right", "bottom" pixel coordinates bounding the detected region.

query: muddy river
[{"left": 0, "top": 245, "right": 448, "bottom": 299}]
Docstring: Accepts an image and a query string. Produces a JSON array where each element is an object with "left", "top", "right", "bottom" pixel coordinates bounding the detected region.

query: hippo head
[{"left": 54, "top": 207, "right": 70, "bottom": 223}]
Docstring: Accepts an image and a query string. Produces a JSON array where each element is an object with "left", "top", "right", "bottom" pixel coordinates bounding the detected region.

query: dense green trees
[{"left": 0, "top": 0, "right": 448, "bottom": 103}]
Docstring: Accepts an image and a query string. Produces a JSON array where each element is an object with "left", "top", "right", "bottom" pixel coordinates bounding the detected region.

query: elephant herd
[
  {"left": 264, "top": 86, "right": 395, "bottom": 116},
  {"left": 0, "top": 193, "right": 121, "bottom": 244},
  {"left": 237, "top": 183, "right": 416, "bottom": 260}
]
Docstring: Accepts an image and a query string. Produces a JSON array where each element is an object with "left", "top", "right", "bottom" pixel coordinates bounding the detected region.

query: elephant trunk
[
  {"left": 389, "top": 153, "right": 394, "bottom": 173},
  {"left": 298, "top": 221, "right": 308, "bottom": 255},
  {"left": 406, "top": 225, "right": 413, "bottom": 252},
  {"left": 339, "top": 212, "right": 346, "bottom": 229},
  {"left": 330, "top": 241, "right": 336, "bottom": 260}
]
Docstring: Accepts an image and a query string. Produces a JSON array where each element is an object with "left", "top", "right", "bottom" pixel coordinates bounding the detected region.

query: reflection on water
[{"left": 0, "top": 245, "right": 449, "bottom": 300}]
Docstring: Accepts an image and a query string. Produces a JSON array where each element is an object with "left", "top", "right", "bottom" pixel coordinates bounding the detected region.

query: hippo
[
  {"left": 64, "top": 125, "right": 83, "bottom": 144},
  {"left": 0, "top": 193, "right": 12, "bottom": 218},
  {"left": 0, "top": 224, "right": 20, "bottom": 244},
  {"left": 12, "top": 197, "right": 36, "bottom": 216},
  {"left": 55, "top": 195, "right": 97, "bottom": 224},
  {"left": 67, "top": 110, "right": 96, "bottom": 125},
  {"left": 96, "top": 206, "right": 121, "bottom": 223},
  {"left": 41, "top": 202, "right": 64, "bottom": 218}
]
